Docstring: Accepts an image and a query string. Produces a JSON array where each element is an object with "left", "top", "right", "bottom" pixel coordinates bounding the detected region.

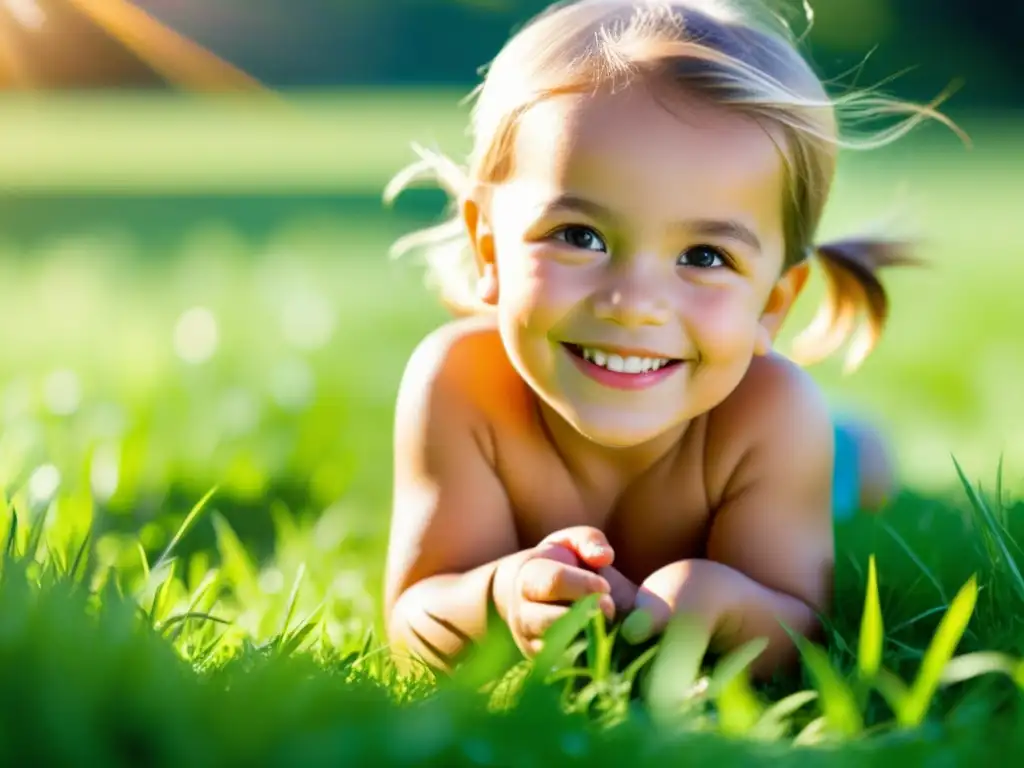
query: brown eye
[
  {"left": 553, "top": 225, "right": 607, "bottom": 252},
  {"left": 678, "top": 245, "right": 728, "bottom": 269}
]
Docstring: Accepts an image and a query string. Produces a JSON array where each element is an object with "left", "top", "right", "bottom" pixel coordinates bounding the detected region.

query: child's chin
[{"left": 565, "top": 412, "right": 676, "bottom": 449}]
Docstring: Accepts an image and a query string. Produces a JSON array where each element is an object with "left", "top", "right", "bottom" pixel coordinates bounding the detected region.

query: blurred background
[{"left": 0, "top": 0, "right": 1020, "bottom": 634}]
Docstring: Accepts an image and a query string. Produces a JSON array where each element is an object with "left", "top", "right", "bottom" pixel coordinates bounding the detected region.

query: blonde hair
[{"left": 384, "top": 0, "right": 964, "bottom": 372}]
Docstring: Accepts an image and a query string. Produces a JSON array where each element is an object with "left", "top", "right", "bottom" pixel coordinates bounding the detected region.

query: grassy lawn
[{"left": 1, "top": 92, "right": 1023, "bottom": 763}]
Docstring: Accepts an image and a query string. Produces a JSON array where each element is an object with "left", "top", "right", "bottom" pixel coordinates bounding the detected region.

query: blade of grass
[
  {"left": 46, "top": 538, "right": 68, "bottom": 577},
  {"left": 185, "top": 568, "right": 221, "bottom": 613},
  {"left": 528, "top": 594, "right": 601, "bottom": 683},
  {"left": 1, "top": 507, "right": 17, "bottom": 566},
  {"left": 25, "top": 503, "right": 50, "bottom": 563},
  {"left": 716, "top": 670, "right": 764, "bottom": 736},
  {"left": 888, "top": 638, "right": 926, "bottom": 660},
  {"left": 953, "top": 457, "right": 1024, "bottom": 601},
  {"left": 548, "top": 667, "right": 594, "bottom": 683},
  {"left": 940, "top": 651, "right": 1017, "bottom": 685},
  {"left": 360, "top": 628, "right": 376, "bottom": 659},
  {"left": 280, "top": 604, "right": 325, "bottom": 657},
  {"left": 990, "top": 453, "right": 1021, "bottom": 552},
  {"left": 872, "top": 667, "right": 909, "bottom": 715},
  {"left": 995, "top": 453, "right": 1005, "bottom": 519},
  {"left": 169, "top": 569, "right": 221, "bottom": 643},
  {"left": 752, "top": 690, "right": 818, "bottom": 739},
  {"left": 888, "top": 605, "right": 950, "bottom": 636},
  {"left": 275, "top": 562, "right": 307, "bottom": 651},
  {"left": 585, "top": 609, "right": 613, "bottom": 683},
  {"left": 705, "top": 637, "right": 769, "bottom": 698},
  {"left": 899, "top": 573, "right": 978, "bottom": 727},
  {"left": 152, "top": 485, "right": 218, "bottom": 574},
  {"left": 3, "top": 510, "right": 17, "bottom": 563},
  {"left": 149, "top": 559, "right": 178, "bottom": 626},
  {"left": 881, "top": 522, "right": 947, "bottom": 603},
  {"left": 135, "top": 555, "right": 175, "bottom": 608},
  {"left": 644, "top": 614, "right": 712, "bottom": 719},
  {"left": 858, "top": 555, "right": 884, "bottom": 680},
  {"left": 159, "top": 611, "right": 232, "bottom": 633},
  {"left": 137, "top": 540, "right": 151, "bottom": 583},
  {"left": 69, "top": 529, "right": 91, "bottom": 582},
  {"left": 793, "top": 716, "right": 828, "bottom": 746},
  {"left": 621, "top": 645, "right": 660, "bottom": 687},
  {"left": 563, "top": 639, "right": 590, "bottom": 664},
  {"left": 794, "top": 635, "right": 863, "bottom": 738},
  {"left": 212, "top": 513, "right": 259, "bottom": 597},
  {"left": 194, "top": 629, "right": 231, "bottom": 667}
]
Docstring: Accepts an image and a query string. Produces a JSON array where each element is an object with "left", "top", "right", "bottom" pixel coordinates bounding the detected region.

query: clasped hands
[{"left": 498, "top": 525, "right": 742, "bottom": 658}]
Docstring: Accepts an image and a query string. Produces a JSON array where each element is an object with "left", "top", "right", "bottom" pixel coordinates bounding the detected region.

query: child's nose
[{"left": 591, "top": 277, "right": 671, "bottom": 328}]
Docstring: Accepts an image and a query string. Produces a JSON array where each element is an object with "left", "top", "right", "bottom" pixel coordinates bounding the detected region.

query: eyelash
[{"left": 549, "top": 224, "right": 733, "bottom": 269}]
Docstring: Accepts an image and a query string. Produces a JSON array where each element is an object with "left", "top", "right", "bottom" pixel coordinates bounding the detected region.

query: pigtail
[{"left": 788, "top": 238, "right": 921, "bottom": 373}]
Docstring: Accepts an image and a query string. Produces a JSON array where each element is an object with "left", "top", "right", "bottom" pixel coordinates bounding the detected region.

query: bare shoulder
[
  {"left": 398, "top": 316, "right": 518, "bottom": 416},
  {"left": 721, "top": 352, "right": 831, "bottom": 433},
  {"left": 704, "top": 353, "right": 833, "bottom": 500},
  {"left": 400, "top": 315, "right": 505, "bottom": 391}
]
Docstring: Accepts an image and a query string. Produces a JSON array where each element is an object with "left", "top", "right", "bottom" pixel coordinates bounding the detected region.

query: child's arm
[
  {"left": 383, "top": 326, "right": 617, "bottom": 671},
  {"left": 622, "top": 357, "right": 834, "bottom": 678},
  {"left": 383, "top": 328, "right": 524, "bottom": 671},
  {"left": 702, "top": 358, "right": 835, "bottom": 659}
]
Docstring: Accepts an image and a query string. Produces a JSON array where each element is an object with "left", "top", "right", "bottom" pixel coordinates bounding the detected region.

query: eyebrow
[{"left": 541, "top": 193, "right": 763, "bottom": 253}]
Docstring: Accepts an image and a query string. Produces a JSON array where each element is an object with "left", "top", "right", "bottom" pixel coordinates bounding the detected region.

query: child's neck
[{"left": 533, "top": 397, "right": 689, "bottom": 498}]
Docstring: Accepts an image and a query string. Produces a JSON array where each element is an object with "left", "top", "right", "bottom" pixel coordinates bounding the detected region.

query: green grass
[{"left": 1, "top": 92, "right": 1023, "bottom": 763}]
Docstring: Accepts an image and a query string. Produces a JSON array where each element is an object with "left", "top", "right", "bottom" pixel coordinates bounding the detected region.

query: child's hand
[
  {"left": 536, "top": 527, "right": 638, "bottom": 617},
  {"left": 502, "top": 526, "right": 618, "bottom": 656},
  {"left": 620, "top": 559, "right": 735, "bottom": 646},
  {"left": 535, "top": 526, "right": 615, "bottom": 569},
  {"left": 598, "top": 564, "right": 639, "bottom": 618}
]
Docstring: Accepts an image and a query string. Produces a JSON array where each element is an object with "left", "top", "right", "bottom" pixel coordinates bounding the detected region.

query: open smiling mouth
[{"left": 561, "top": 343, "right": 685, "bottom": 390}]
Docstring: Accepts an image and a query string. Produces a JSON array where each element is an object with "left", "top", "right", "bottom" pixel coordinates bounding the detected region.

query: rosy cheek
[
  {"left": 683, "top": 289, "right": 759, "bottom": 355},
  {"left": 501, "top": 249, "right": 588, "bottom": 311}
]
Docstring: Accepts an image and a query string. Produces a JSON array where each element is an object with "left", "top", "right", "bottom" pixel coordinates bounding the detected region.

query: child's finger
[
  {"left": 620, "top": 587, "right": 672, "bottom": 644},
  {"left": 598, "top": 593, "right": 615, "bottom": 622},
  {"left": 538, "top": 526, "right": 614, "bottom": 570},
  {"left": 519, "top": 558, "right": 610, "bottom": 604},
  {"left": 515, "top": 601, "right": 568, "bottom": 641},
  {"left": 531, "top": 542, "right": 579, "bottom": 568},
  {"left": 599, "top": 565, "right": 638, "bottom": 615},
  {"left": 518, "top": 593, "right": 616, "bottom": 640}
]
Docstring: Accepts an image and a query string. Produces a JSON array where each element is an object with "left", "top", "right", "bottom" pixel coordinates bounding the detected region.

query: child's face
[{"left": 467, "top": 83, "right": 806, "bottom": 448}]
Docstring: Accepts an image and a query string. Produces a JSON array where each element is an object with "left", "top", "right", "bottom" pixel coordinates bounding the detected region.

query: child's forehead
[{"left": 506, "top": 85, "right": 787, "bottom": 213}]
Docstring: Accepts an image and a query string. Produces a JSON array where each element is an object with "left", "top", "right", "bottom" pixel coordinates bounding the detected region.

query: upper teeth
[{"left": 580, "top": 347, "right": 671, "bottom": 373}]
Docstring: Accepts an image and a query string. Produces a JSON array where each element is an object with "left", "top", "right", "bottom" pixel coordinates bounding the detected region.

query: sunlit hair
[{"left": 384, "top": 0, "right": 963, "bottom": 372}]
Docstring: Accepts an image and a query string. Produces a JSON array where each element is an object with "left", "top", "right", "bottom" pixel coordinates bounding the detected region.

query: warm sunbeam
[
  {"left": 64, "top": 0, "right": 263, "bottom": 90},
  {"left": 5, "top": 0, "right": 44, "bottom": 29},
  {"left": 0, "top": 1, "right": 38, "bottom": 86},
  {"left": 0, "top": 0, "right": 264, "bottom": 91}
]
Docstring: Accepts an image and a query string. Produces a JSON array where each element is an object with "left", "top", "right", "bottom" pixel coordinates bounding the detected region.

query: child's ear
[
  {"left": 461, "top": 196, "right": 499, "bottom": 306},
  {"left": 754, "top": 260, "right": 810, "bottom": 356}
]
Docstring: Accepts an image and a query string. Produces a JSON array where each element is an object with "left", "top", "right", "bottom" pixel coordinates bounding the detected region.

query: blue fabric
[{"left": 832, "top": 422, "right": 860, "bottom": 521}]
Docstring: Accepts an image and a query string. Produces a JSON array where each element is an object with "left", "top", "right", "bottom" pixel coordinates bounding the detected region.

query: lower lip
[{"left": 563, "top": 345, "right": 683, "bottom": 391}]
